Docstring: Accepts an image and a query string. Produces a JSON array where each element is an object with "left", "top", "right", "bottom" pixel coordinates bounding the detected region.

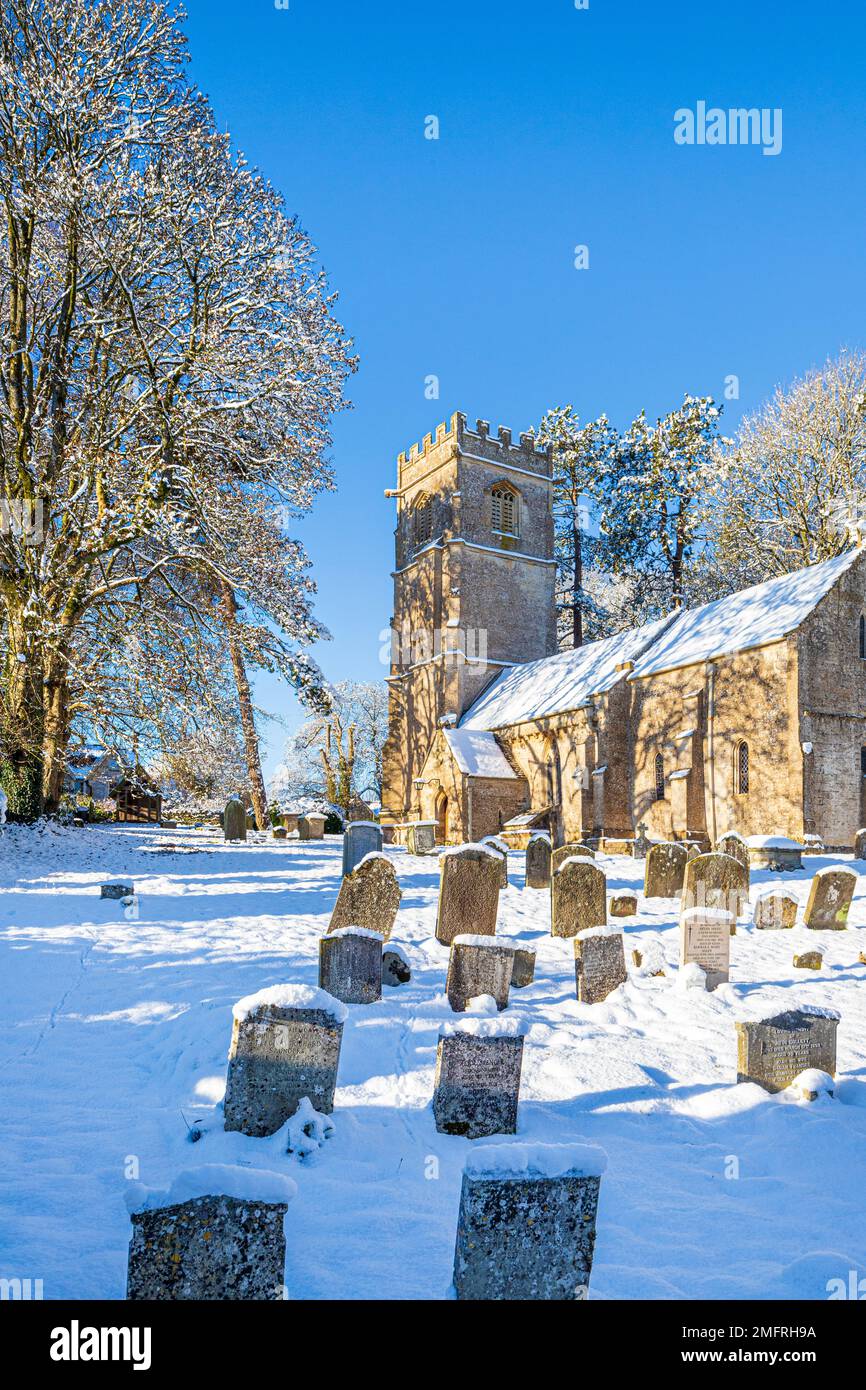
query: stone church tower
[{"left": 381, "top": 411, "right": 557, "bottom": 827}]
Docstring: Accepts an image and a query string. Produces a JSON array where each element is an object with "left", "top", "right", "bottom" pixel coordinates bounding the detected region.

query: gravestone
[
  {"left": 793, "top": 950, "right": 823, "bottom": 970},
  {"left": 551, "top": 857, "right": 607, "bottom": 939},
  {"left": 342, "top": 821, "right": 383, "bottom": 877},
  {"left": 681, "top": 851, "right": 747, "bottom": 920},
  {"left": 511, "top": 946, "right": 536, "bottom": 988},
  {"left": 752, "top": 888, "right": 798, "bottom": 930},
  {"left": 480, "top": 836, "right": 508, "bottom": 889},
  {"left": 435, "top": 845, "right": 501, "bottom": 946},
  {"left": 223, "top": 984, "right": 347, "bottom": 1134},
  {"left": 298, "top": 813, "right": 326, "bottom": 841},
  {"left": 272, "top": 826, "right": 288, "bottom": 840},
  {"left": 632, "top": 822, "right": 651, "bottom": 858},
  {"left": 126, "top": 1167, "right": 295, "bottom": 1301},
  {"left": 644, "top": 842, "right": 689, "bottom": 898},
  {"left": 406, "top": 820, "right": 437, "bottom": 855},
  {"left": 551, "top": 842, "right": 595, "bottom": 876},
  {"left": 101, "top": 881, "right": 134, "bottom": 900},
  {"left": 574, "top": 927, "right": 627, "bottom": 1004},
  {"left": 803, "top": 867, "right": 856, "bottom": 930},
  {"left": 609, "top": 891, "right": 638, "bottom": 918},
  {"left": 433, "top": 1017, "right": 526, "bottom": 1138},
  {"left": 446, "top": 935, "right": 515, "bottom": 1012},
  {"left": 223, "top": 798, "right": 246, "bottom": 842},
  {"left": 735, "top": 1007, "right": 839, "bottom": 1093},
  {"left": 855, "top": 829, "right": 866, "bottom": 861},
  {"left": 452, "top": 1142, "right": 606, "bottom": 1301},
  {"left": 525, "top": 834, "right": 552, "bottom": 889},
  {"left": 679, "top": 907, "right": 732, "bottom": 990},
  {"left": 382, "top": 943, "right": 411, "bottom": 987},
  {"left": 746, "top": 835, "right": 803, "bottom": 871},
  {"left": 328, "top": 853, "right": 401, "bottom": 939},
  {"left": 281, "top": 812, "right": 300, "bottom": 835},
  {"left": 319, "top": 926, "right": 382, "bottom": 1004},
  {"left": 716, "top": 832, "right": 751, "bottom": 882}
]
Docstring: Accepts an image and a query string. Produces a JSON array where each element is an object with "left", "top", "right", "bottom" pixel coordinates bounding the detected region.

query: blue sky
[{"left": 181, "top": 0, "right": 866, "bottom": 777}]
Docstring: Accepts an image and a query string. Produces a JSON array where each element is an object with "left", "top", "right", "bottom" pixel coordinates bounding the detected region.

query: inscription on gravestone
[{"left": 735, "top": 1008, "right": 839, "bottom": 1093}]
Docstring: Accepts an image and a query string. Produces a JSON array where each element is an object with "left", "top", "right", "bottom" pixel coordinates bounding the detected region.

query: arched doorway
[{"left": 436, "top": 791, "right": 449, "bottom": 844}]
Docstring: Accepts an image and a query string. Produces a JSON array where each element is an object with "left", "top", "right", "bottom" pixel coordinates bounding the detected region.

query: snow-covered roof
[
  {"left": 629, "top": 548, "right": 861, "bottom": 679},
  {"left": 443, "top": 727, "right": 519, "bottom": 779},
  {"left": 459, "top": 615, "right": 674, "bottom": 730}
]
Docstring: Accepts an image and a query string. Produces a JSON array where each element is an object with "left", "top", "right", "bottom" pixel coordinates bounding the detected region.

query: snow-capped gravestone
[
  {"left": 327, "top": 854, "right": 401, "bottom": 939},
  {"left": 480, "top": 835, "right": 508, "bottom": 889},
  {"left": 382, "top": 942, "right": 411, "bottom": 987},
  {"left": 855, "top": 829, "right": 866, "bottom": 861},
  {"left": 644, "top": 842, "right": 689, "bottom": 898},
  {"left": 101, "top": 881, "right": 134, "bottom": 900},
  {"left": 433, "top": 1014, "right": 527, "bottom": 1138},
  {"left": 446, "top": 935, "right": 515, "bottom": 1012},
  {"left": 298, "top": 813, "right": 326, "bottom": 840},
  {"left": 525, "top": 834, "right": 551, "bottom": 889},
  {"left": 746, "top": 835, "right": 803, "bottom": 872},
  {"left": 435, "top": 844, "right": 501, "bottom": 946},
  {"left": 574, "top": 926, "right": 627, "bottom": 1004},
  {"left": 735, "top": 1007, "right": 839, "bottom": 1093},
  {"left": 319, "top": 926, "right": 382, "bottom": 1004},
  {"left": 609, "top": 891, "right": 638, "bottom": 917},
  {"left": 223, "top": 985, "right": 347, "bottom": 1135},
  {"left": 511, "top": 946, "right": 536, "bottom": 988},
  {"left": 406, "top": 820, "right": 437, "bottom": 855},
  {"left": 272, "top": 826, "right": 287, "bottom": 840},
  {"left": 452, "top": 1143, "right": 606, "bottom": 1301},
  {"left": 550, "top": 842, "right": 595, "bottom": 876},
  {"left": 281, "top": 812, "right": 300, "bottom": 835},
  {"left": 679, "top": 907, "right": 733, "bottom": 991},
  {"left": 342, "top": 821, "right": 383, "bottom": 877},
  {"left": 223, "top": 797, "right": 246, "bottom": 842},
  {"left": 716, "top": 831, "right": 750, "bottom": 881},
  {"left": 126, "top": 1166, "right": 295, "bottom": 1301},
  {"left": 803, "top": 866, "right": 856, "bottom": 930},
  {"left": 551, "top": 857, "right": 606, "bottom": 940},
  {"left": 752, "top": 888, "right": 798, "bottom": 930},
  {"left": 681, "top": 852, "right": 747, "bottom": 920}
]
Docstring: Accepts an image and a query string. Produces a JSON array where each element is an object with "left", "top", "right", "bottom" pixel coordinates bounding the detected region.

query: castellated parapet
[{"left": 395, "top": 412, "right": 552, "bottom": 491}]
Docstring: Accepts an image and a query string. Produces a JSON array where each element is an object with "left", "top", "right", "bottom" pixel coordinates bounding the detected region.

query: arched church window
[
  {"left": 654, "top": 753, "right": 665, "bottom": 801},
  {"left": 735, "top": 740, "right": 749, "bottom": 795},
  {"left": 491, "top": 484, "right": 519, "bottom": 537},
  {"left": 414, "top": 494, "right": 432, "bottom": 545},
  {"left": 859, "top": 614, "right": 865, "bottom": 659}
]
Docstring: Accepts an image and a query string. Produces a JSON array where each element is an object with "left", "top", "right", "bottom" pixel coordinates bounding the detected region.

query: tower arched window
[
  {"left": 859, "top": 614, "right": 865, "bottom": 659},
  {"left": 414, "top": 494, "right": 432, "bottom": 546},
  {"left": 491, "top": 484, "right": 519, "bottom": 537},
  {"left": 654, "top": 753, "right": 665, "bottom": 801},
  {"left": 735, "top": 740, "right": 749, "bottom": 796}
]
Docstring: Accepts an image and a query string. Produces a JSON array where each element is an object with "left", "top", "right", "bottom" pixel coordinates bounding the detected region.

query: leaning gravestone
[
  {"left": 525, "top": 834, "right": 551, "bottom": 889},
  {"left": 452, "top": 1142, "right": 607, "bottom": 1301},
  {"left": 480, "top": 836, "right": 509, "bottom": 889},
  {"left": 855, "top": 829, "right": 866, "bottom": 861},
  {"left": 574, "top": 926, "right": 627, "bottom": 1004},
  {"left": 644, "top": 842, "right": 689, "bottom": 898},
  {"left": 126, "top": 1166, "right": 295, "bottom": 1300},
  {"left": 435, "top": 844, "right": 501, "bottom": 946},
  {"left": 803, "top": 866, "right": 856, "bottom": 930},
  {"left": 679, "top": 907, "right": 733, "bottom": 990},
  {"left": 551, "top": 842, "right": 595, "bottom": 876},
  {"left": 446, "top": 935, "right": 515, "bottom": 1012},
  {"left": 342, "top": 821, "right": 383, "bottom": 877},
  {"left": 223, "top": 984, "right": 347, "bottom": 1135},
  {"left": 511, "top": 946, "right": 536, "bottom": 988},
  {"left": 223, "top": 797, "right": 247, "bottom": 842},
  {"left": 382, "top": 942, "right": 411, "bottom": 987},
  {"left": 752, "top": 888, "right": 798, "bottom": 930},
  {"left": 735, "top": 1006, "right": 839, "bottom": 1093},
  {"left": 433, "top": 1016, "right": 527, "bottom": 1138},
  {"left": 551, "top": 857, "right": 607, "bottom": 939},
  {"left": 681, "top": 851, "right": 747, "bottom": 920},
  {"left": 319, "top": 926, "right": 383, "bottom": 1004},
  {"left": 327, "top": 853, "right": 401, "bottom": 939}
]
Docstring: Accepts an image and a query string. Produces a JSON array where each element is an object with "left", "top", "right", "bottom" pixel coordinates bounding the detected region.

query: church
[{"left": 381, "top": 411, "right": 866, "bottom": 852}]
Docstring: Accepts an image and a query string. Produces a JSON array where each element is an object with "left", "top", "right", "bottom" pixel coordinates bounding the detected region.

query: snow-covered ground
[{"left": 2, "top": 822, "right": 865, "bottom": 1301}]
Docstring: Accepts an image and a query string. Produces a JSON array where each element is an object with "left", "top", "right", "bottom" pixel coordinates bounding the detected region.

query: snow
[
  {"left": 576, "top": 924, "right": 623, "bottom": 940},
  {"left": 681, "top": 907, "right": 735, "bottom": 924},
  {"left": 747, "top": 835, "right": 803, "bottom": 850},
  {"left": 443, "top": 728, "right": 519, "bottom": 779},
  {"left": 354, "top": 851, "right": 391, "bottom": 871},
  {"left": 3, "top": 823, "right": 866, "bottom": 1300},
  {"left": 125, "top": 1164, "right": 298, "bottom": 1214},
  {"left": 816, "top": 865, "right": 857, "bottom": 880},
  {"left": 451, "top": 933, "right": 514, "bottom": 949},
  {"left": 755, "top": 887, "right": 800, "bottom": 904},
  {"left": 232, "top": 983, "right": 348, "bottom": 1025},
  {"left": 382, "top": 941, "right": 410, "bottom": 963},
  {"left": 327, "top": 926, "right": 383, "bottom": 941},
  {"left": 439, "top": 1015, "right": 528, "bottom": 1038},
  {"left": 440, "top": 842, "right": 502, "bottom": 861},
  {"left": 465, "top": 1141, "right": 608, "bottom": 1180}
]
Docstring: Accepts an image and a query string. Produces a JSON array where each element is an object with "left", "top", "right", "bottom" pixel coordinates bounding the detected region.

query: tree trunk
[
  {"left": 0, "top": 606, "right": 46, "bottom": 819},
  {"left": 218, "top": 579, "right": 269, "bottom": 830},
  {"left": 572, "top": 503, "right": 584, "bottom": 648}
]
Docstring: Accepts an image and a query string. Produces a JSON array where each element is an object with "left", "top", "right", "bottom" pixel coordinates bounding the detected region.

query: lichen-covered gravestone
[
  {"left": 446, "top": 935, "right": 515, "bottom": 1012},
  {"left": 298, "top": 813, "right": 326, "bottom": 840},
  {"left": 435, "top": 844, "right": 501, "bottom": 946},
  {"left": 574, "top": 926, "right": 627, "bottom": 1003},
  {"left": 342, "top": 821, "right": 383, "bottom": 877},
  {"left": 644, "top": 842, "right": 689, "bottom": 898},
  {"left": 126, "top": 1166, "right": 296, "bottom": 1300},
  {"left": 452, "top": 1142, "right": 607, "bottom": 1300},
  {"left": 855, "top": 828, "right": 866, "bottom": 861},
  {"left": 609, "top": 891, "right": 638, "bottom": 917},
  {"left": 525, "top": 834, "right": 551, "bottom": 889},
  {"left": 716, "top": 831, "right": 751, "bottom": 880},
  {"left": 679, "top": 907, "right": 733, "bottom": 990},
  {"left": 223, "top": 797, "right": 246, "bottom": 842},
  {"left": 319, "top": 926, "right": 383, "bottom": 1004},
  {"left": 433, "top": 1016, "right": 527, "bottom": 1138},
  {"left": 551, "top": 857, "right": 607, "bottom": 939},
  {"left": 803, "top": 866, "right": 856, "bottom": 930},
  {"left": 752, "top": 888, "right": 798, "bottom": 930},
  {"left": 223, "top": 985, "right": 347, "bottom": 1135},
  {"left": 406, "top": 820, "right": 437, "bottom": 855},
  {"left": 327, "top": 853, "right": 402, "bottom": 939},
  {"left": 735, "top": 1007, "right": 839, "bottom": 1093},
  {"left": 382, "top": 942, "right": 411, "bottom": 987},
  {"left": 550, "top": 842, "right": 595, "bottom": 876},
  {"left": 510, "top": 946, "right": 536, "bottom": 988},
  {"left": 480, "top": 835, "right": 508, "bottom": 889},
  {"left": 681, "top": 851, "right": 747, "bottom": 920}
]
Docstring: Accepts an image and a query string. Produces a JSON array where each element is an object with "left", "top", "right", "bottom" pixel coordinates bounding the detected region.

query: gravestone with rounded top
[
  {"left": 735, "top": 1006, "right": 838, "bottom": 1093},
  {"left": 551, "top": 842, "right": 595, "bottom": 876},
  {"left": 752, "top": 888, "right": 798, "bottom": 930},
  {"left": 525, "top": 834, "right": 551, "bottom": 889},
  {"left": 574, "top": 926, "right": 627, "bottom": 1003},
  {"left": 551, "top": 857, "right": 607, "bottom": 939},
  {"left": 446, "top": 935, "right": 515, "bottom": 1012},
  {"left": 480, "top": 835, "right": 509, "bottom": 889},
  {"left": 223, "top": 797, "right": 246, "bottom": 842},
  {"left": 644, "top": 842, "right": 689, "bottom": 898},
  {"left": 342, "top": 821, "right": 383, "bottom": 877},
  {"left": 803, "top": 866, "right": 856, "bottom": 930},
  {"left": 435, "top": 844, "right": 501, "bottom": 946},
  {"left": 382, "top": 942, "right": 411, "bottom": 987},
  {"left": 511, "top": 946, "right": 536, "bottom": 988},
  {"left": 328, "top": 853, "right": 402, "bottom": 939},
  {"left": 319, "top": 926, "right": 383, "bottom": 1004},
  {"left": 681, "top": 851, "right": 747, "bottom": 920},
  {"left": 433, "top": 1014, "right": 527, "bottom": 1138}
]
